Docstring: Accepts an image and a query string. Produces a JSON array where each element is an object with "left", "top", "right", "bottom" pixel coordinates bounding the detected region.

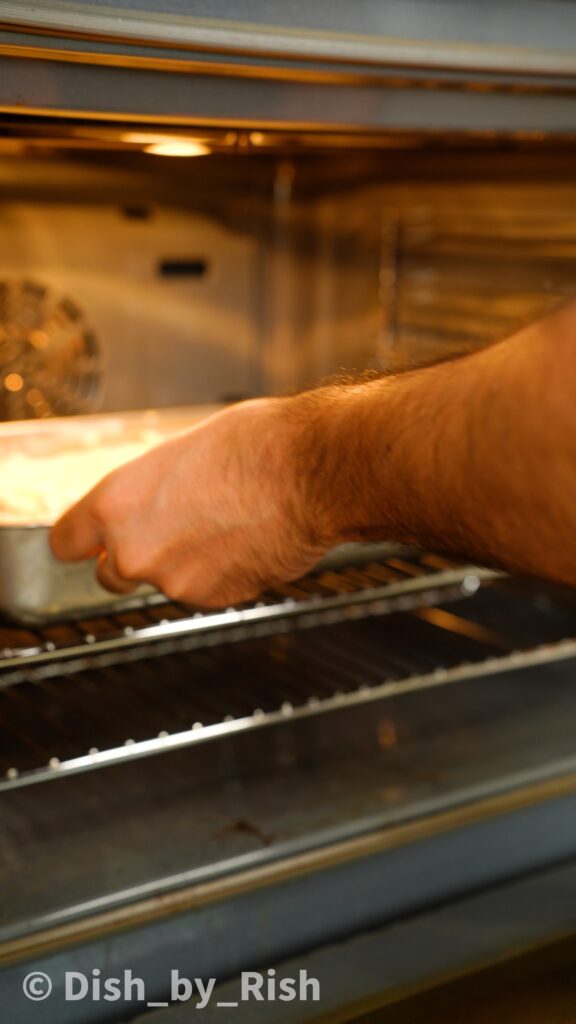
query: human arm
[
  {"left": 296, "top": 300, "right": 576, "bottom": 585},
  {"left": 51, "top": 302, "right": 576, "bottom": 603}
]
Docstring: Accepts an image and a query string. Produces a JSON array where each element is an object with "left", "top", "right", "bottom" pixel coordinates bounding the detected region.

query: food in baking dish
[{"left": 0, "top": 429, "right": 163, "bottom": 525}]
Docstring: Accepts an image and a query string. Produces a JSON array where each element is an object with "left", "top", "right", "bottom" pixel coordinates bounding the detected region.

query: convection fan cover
[{"left": 0, "top": 279, "right": 101, "bottom": 419}]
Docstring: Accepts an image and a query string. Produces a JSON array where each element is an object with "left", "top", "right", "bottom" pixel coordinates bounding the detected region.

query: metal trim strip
[
  {"left": 2, "top": 761, "right": 576, "bottom": 966},
  {"left": 0, "top": 2, "right": 576, "bottom": 78}
]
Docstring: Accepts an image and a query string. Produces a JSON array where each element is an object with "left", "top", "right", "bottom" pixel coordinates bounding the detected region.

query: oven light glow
[
  {"left": 26, "top": 388, "right": 44, "bottom": 407},
  {"left": 4, "top": 373, "right": 23, "bottom": 392},
  {"left": 120, "top": 133, "right": 210, "bottom": 157},
  {"left": 28, "top": 329, "right": 49, "bottom": 350},
  {"left": 144, "top": 141, "right": 210, "bottom": 158}
]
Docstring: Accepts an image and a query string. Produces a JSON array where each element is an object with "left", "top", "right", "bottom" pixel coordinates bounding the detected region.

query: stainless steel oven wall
[
  {"left": 0, "top": 195, "right": 260, "bottom": 415},
  {"left": 257, "top": 161, "right": 576, "bottom": 394},
  {"left": 0, "top": 146, "right": 391, "bottom": 416},
  {"left": 372, "top": 176, "right": 576, "bottom": 368},
  {"left": 2, "top": 145, "right": 576, "bottom": 413},
  {"left": 257, "top": 165, "right": 386, "bottom": 395}
]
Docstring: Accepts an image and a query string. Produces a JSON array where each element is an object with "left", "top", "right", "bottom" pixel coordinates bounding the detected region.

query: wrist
[
  {"left": 280, "top": 381, "right": 391, "bottom": 547},
  {"left": 281, "top": 367, "right": 464, "bottom": 553}
]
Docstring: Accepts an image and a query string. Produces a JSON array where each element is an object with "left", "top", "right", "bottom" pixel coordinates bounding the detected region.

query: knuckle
[
  {"left": 160, "top": 571, "right": 222, "bottom": 607},
  {"left": 96, "top": 563, "right": 124, "bottom": 595},
  {"left": 110, "top": 548, "right": 129, "bottom": 578},
  {"left": 92, "top": 473, "right": 134, "bottom": 521},
  {"left": 114, "top": 547, "right": 153, "bottom": 582},
  {"left": 158, "top": 572, "right": 189, "bottom": 603},
  {"left": 195, "top": 591, "right": 223, "bottom": 609},
  {"left": 232, "top": 585, "right": 262, "bottom": 606},
  {"left": 201, "top": 573, "right": 262, "bottom": 609}
]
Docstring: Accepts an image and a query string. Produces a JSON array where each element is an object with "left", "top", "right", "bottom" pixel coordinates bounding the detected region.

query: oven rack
[
  {"left": 2, "top": 574, "right": 576, "bottom": 791},
  {"left": 0, "top": 552, "right": 497, "bottom": 675}
]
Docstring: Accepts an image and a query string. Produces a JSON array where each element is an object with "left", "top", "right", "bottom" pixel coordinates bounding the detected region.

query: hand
[{"left": 50, "top": 399, "right": 334, "bottom": 608}]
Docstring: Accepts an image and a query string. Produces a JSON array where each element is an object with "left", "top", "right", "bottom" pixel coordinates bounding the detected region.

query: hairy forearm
[{"left": 289, "top": 303, "right": 576, "bottom": 584}]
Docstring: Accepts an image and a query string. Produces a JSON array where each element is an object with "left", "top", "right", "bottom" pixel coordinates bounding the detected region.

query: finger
[
  {"left": 96, "top": 551, "right": 139, "bottom": 596},
  {"left": 50, "top": 492, "right": 104, "bottom": 562},
  {"left": 159, "top": 557, "right": 264, "bottom": 608}
]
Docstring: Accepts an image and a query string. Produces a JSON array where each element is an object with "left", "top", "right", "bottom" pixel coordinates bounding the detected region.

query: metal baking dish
[{"left": 0, "top": 406, "right": 222, "bottom": 623}]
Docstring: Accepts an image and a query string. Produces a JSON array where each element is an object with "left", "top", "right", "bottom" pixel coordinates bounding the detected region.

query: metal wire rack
[
  {"left": 0, "top": 550, "right": 495, "bottom": 673},
  {"left": 1, "top": 546, "right": 575, "bottom": 792}
]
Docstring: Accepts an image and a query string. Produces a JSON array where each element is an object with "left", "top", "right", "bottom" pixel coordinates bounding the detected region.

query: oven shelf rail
[
  {"left": 2, "top": 635, "right": 576, "bottom": 792},
  {"left": 0, "top": 543, "right": 575, "bottom": 792},
  {"left": 0, "top": 559, "right": 497, "bottom": 676}
]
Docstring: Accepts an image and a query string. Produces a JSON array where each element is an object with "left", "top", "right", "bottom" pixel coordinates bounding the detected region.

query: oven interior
[
  {"left": 1, "top": 120, "right": 576, "bottom": 416},
  {"left": 1, "top": 120, "right": 576, "bottom": 1021}
]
